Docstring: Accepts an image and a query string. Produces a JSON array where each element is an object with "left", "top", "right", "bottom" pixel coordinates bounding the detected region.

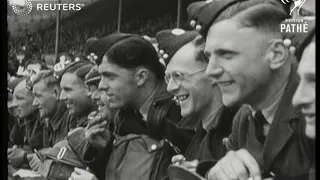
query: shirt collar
[
  {"left": 49, "top": 102, "right": 68, "bottom": 131},
  {"left": 249, "top": 79, "right": 288, "bottom": 124},
  {"left": 202, "top": 104, "right": 224, "bottom": 131},
  {"left": 139, "top": 84, "right": 158, "bottom": 121}
]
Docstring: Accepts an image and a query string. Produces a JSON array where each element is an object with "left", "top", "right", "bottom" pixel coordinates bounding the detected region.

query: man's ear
[
  {"left": 267, "top": 39, "right": 288, "bottom": 70},
  {"left": 134, "top": 68, "right": 149, "bottom": 86},
  {"left": 53, "top": 87, "right": 61, "bottom": 101}
]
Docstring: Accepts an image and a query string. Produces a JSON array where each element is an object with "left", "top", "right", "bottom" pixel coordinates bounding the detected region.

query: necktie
[{"left": 254, "top": 111, "right": 267, "bottom": 144}]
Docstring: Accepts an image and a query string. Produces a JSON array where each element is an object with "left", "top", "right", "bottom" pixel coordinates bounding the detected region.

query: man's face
[
  {"left": 60, "top": 73, "right": 95, "bottom": 116},
  {"left": 165, "top": 42, "right": 214, "bottom": 117},
  {"left": 292, "top": 42, "right": 315, "bottom": 139},
  {"left": 8, "top": 91, "right": 17, "bottom": 116},
  {"left": 85, "top": 84, "right": 98, "bottom": 98},
  {"left": 32, "top": 80, "right": 58, "bottom": 118},
  {"left": 98, "top": 57, "right": 138, "bottom": 109},
  {"left": 92, "top": 88, "right": 115, "bottom": 120},
  {"left": 204, "top": 20, "right": 272, "bottom": 107},
  {"left": 11, "top": 80, "right": 37, "bottom": 118}
]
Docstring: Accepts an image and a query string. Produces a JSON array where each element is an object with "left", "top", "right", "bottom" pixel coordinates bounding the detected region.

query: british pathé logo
[
  {"left": 12, "top": 0, "right": 33, "bottom": 16},
  {"left": 281, "top": 0, "right": 307, "bottom": 16},
  {"left": 280, "top": 19, "right": 309, "bottom": 33}
]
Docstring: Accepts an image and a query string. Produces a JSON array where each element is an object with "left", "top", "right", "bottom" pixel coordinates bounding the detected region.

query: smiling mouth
[
  {"left": 218, "top": 81, "right": 234, "bottom": 87},
  {"left": 304, "top": 114, "right": 315, "bottom": 123},
  {"left": 176, "top": 94, "right": 190, "bottom": 102}
]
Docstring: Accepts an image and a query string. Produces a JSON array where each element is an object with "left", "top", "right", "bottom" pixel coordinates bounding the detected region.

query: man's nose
[
  {"left": 292, "top": 83, "right": 313, "bottom": 108},
  {"left": 32, "top": 98, "right": 39, "bottom": 108},
  {"left": 11, "top": 99, "right": 18, "bottom": 108},
  {"left": 166, "top": 78, "right": 179, "bottom": 93},
  {"left": 59, "top": 91, "right": 67, "bottom": 101},
  {"left": 98, "top": 79, "right": 109, "bottom": 92},
  {"left": 206, "top": 58, "right": 224, "bottom": 82}
]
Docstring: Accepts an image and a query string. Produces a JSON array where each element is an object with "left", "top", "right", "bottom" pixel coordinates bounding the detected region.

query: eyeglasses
[{"left": 165, "top": 67, "right": 207, "bottom": 85}]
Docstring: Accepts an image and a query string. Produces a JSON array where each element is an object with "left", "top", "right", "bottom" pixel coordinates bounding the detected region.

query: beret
[
  {"left": 86, "top": 33, "right": 134, "bottom": 65},
  {"left": 156, "top": 29, "right": 200, "bottom": 65},
  {"left": 187, "top": 0, "right": 285, "bottom": 36},
  {"left": 7, "top": 76, "right": 27, "bottom": 93},
  {"left": 85, "top": 65, "right": 101, "bottom": 86},
  {"left": 281, "top": 18, "right": 315, "bottom": 61},
  {"left": 187, "top": 0, "right": 244, "bottom": 35},
  {"left": 53, "top": 55, "right": 93, "bottom": 80}
]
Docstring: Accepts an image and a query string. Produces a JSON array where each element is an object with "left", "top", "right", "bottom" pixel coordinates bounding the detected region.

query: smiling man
[
  {"left": 25, "top": 58, "right": 98, "bottom": 180},
  {"left": 291, "top": 18, "right": 316, "bottom": 180},
  {"left": 156, "top": 29, "right": 239, "bottom": 175},
  {"left": 58, "top": 60, "right": 97, "bottom": 127},
  {"left": 26, "top": 69, "right": 77, "bottom": 172},
  {"left": 287, "top": 18, "right": 316, "bottom": 140},
  {"left": 69, "top": 33, "right": 187, "bottom": 180},
  {"left": 8, "top": 79, "right": 43, "bottom": 168},
  {"left": 186, "top": 0, "right": 314, "bottom": 179},
  {"left": 31, "top": 70, "right": 75, "bottom": 146},
  {"left": 68, "top": 65, "right": 117, "bottom": 180}
]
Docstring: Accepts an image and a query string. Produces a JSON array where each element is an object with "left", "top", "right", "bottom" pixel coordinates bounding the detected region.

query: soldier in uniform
[
  {"left": 8, "top": 78, "right": 43, "bottom": 168},
  {"left": 186, "top": 0, "right": 314, "bottom": 179},
  {"left": 155, "top": 29, "right": 239, "bottom": 173},
  {"left": 56, "top": 55, "right": 97, "bottom": 127},
  {"left": 25, "top": 56, "right": 97, "bottom": 180},
  {"left": 8, "top": 77, "right": 27, "bottom": 147},
  {"left": 26, "top": 69, "right": 76, "bottom": 171},
  {"left": 69, "top": 33, "right": 187, "bottom": 180},
  {"left": 291, "top": 18, "right": 316, "bottom": 180}
]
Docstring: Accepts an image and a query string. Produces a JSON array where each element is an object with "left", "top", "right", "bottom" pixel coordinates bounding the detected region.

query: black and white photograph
[{"left": 7, "top": 0, "right": 315, "bottom": 179}]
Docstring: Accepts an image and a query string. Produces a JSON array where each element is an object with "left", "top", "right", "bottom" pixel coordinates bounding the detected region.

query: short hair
[
  {"left": 191, "top": 35, "right": 208, "bottom": 63},
  {"left": 32, "top": 69, "right": 60, "bottom": 89},
  {"left": 104, "top": 36, "right": 165, "bottom": 79},
  {"left": 232, "top": 3, "right": 288, "bottom": 34}
]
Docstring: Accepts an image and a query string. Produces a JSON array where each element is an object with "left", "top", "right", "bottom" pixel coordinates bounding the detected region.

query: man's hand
[
  {"left": 68, "top": 167, "right": 98, "bottom": 180},
  {"left": 85, "top": 120, "right": 107, "bottom": 140},
  {"left": 27, "top": 153, "right": 42, "bottom": 171},
  {"left": 86, "top": 111, "right": 104, "bottom": 130},
  {"left": 172, "top": 154, "right": 199, "bottom": 173},
  {"left": 207, "top": 149, "right": 262, "bottom": 180},
  {"left": 7, "top": 146, "right": 27, "bottom": 168},
  {"left": 172, "top": 154, "right": 186, "bottom": 165}
]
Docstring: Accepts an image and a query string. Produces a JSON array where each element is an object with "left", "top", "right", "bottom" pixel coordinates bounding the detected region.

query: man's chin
[
  {"left": 305, "top": 124, "right": 315, "bottom": 139},
  {"left": 222, "top": 96, "right": 238, "bottom": 108}
]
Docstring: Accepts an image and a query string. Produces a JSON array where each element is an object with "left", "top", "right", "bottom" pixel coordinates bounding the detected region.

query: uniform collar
[
  {"left": 249, "top": 78, "right": 288, "bottom": 124},
  {"left": 139, "top": 84, "right": 157, "bottom": 121},
  {"left": 49, "top": 101, "right": 68, "bottom": 131},
  {"left": 18, "top": 112, "right": 39, "bottom": 127}
]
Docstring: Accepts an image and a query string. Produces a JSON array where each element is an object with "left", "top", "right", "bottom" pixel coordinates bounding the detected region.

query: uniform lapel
[{"left": 263, "top": 66, "right": 302, "bottom": 169}]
